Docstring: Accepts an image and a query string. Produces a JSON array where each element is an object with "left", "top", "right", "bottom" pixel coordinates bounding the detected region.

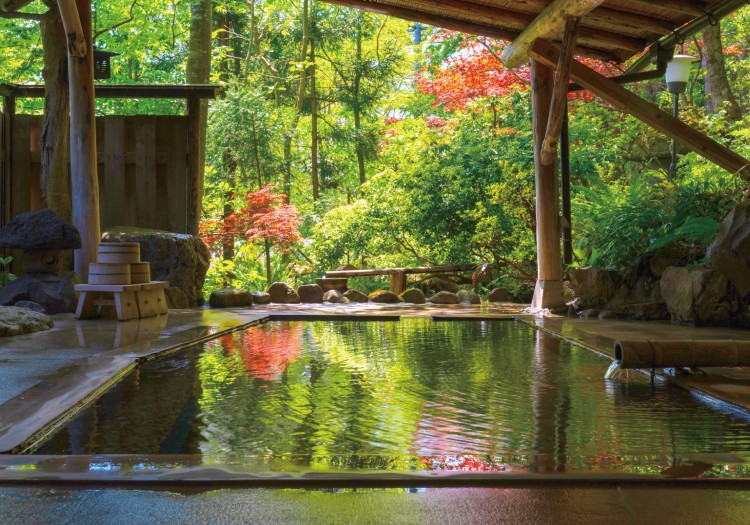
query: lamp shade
[{"left": 665, "top": 55, "right": 696, "bottom": 94}]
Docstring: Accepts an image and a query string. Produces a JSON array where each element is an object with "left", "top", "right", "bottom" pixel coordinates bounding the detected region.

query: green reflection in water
[{"left": 38, "top": 320, "right": 750, "bottom": 476}]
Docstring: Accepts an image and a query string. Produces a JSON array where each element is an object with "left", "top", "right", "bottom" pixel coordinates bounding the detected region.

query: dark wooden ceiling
[{"left": 321, "top": 0, "right": 743, "bottom": 62}]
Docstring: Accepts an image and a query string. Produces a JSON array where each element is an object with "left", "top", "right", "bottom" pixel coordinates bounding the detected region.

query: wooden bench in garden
[{"left": 322, "top": 264, "right": 477, "bottom": 295}]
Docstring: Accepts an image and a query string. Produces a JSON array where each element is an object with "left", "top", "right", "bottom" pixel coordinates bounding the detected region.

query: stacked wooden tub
[{"left": 75, "top": 242, "right": 169, "bottom": 321}]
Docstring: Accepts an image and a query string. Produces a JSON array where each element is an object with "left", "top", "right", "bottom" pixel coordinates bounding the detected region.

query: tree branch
[
  {"left": 0, "top": 11, "right": 45, "bottom": 22},
  {"left": 93, "top": 0, "right": 140, "bottom": 40}
]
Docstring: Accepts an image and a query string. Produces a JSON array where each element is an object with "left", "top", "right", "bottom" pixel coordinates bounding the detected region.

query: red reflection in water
[
  {"left": 220, "top": 323, "right": 303, "bottom": 380},
  {"left": 420, "top": 455, "right": 507, "bottom": 472}
]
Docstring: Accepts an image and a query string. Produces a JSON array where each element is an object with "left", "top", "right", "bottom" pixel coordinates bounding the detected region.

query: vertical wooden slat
[
  {"left": 135, "top": 116, "right": 157, "bottom": 228},
  {"left": 1, "top": 96, "right": 14, "bottom": 230},
  {"left": 154, "top": 117, "right": 169, "bottom": 230},
  {"left": 166, "top": 117, "right": 188, "bottom": 233},
  {"left": 104, "top": 117, "right": 125, "bottom": 229},
  {"left": 11, "top": 116, "right": 31, "bottom": 218},
  {"left": 186, "top": 97, "right": 201, "bottom": 235},
  {"left": 28, "top": 117, "right": 43, "bottom": 211}
]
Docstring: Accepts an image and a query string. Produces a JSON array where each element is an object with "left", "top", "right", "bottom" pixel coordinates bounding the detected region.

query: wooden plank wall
[{"left": 7, "top": 114, "right": 190, "bottom": 233}]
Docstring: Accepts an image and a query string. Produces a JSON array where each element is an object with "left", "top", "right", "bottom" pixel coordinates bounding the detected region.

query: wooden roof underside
[{"left": 321, "top": 0, "right": 744, "bottom": 63}]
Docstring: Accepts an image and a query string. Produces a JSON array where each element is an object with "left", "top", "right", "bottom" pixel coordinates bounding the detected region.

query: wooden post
[
  {"left": 541, "top": 16, "right": 579, "bottom": 166},
  {"left": 389, "top": 271, "right": 407, "bottom": 295},
  {"left": 187, "top": 96, "right": 202, "bottom": 236},
  {"left": 1, "top": 95, "right": 13, "bottom": 229},
  {"left": 58, "top": 0, "right": 99, "bottom": 281},
  {"left": 561, "top": 107, "right": 573, "bottom": 265},
  {"left": 531, "top": 59, "right": 565, "bottom": 310}
]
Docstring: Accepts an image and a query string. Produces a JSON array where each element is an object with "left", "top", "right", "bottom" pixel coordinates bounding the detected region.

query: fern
[{"left": 647, "top": 216, "right": 721, "bottom": 253}]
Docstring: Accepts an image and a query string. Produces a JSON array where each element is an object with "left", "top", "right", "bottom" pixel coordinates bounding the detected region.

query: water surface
[{"left": 38, "top": 319, "right": 750, "bottom": 474}]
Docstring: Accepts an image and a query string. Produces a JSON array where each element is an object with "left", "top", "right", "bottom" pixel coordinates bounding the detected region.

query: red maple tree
[{"left": 200, "top": 185, "right": 302, "bottom": 254}]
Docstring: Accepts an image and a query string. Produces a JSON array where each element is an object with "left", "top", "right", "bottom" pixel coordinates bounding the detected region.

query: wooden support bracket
[
  {"left": 530, "top": 40, "right": 750, "bottom": 178},
  {"left": 56, "top": 0, "right": 87, "bottom": 57},
  {"left": 501, "top": 0, "right": 605, "bottom": 68},
  {"left": 541, "top": 16, "right": 579, "bottom": 167}
]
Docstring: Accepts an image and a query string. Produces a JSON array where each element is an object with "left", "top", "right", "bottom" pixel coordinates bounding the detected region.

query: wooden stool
[{"left": 75, "top": 281, "right": 169, "bottom": 321}]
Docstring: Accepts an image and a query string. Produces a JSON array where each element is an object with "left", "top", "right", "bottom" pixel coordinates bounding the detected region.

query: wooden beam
[
  {"left": 58, "top": 0, "right": 100, "bottom": 280},
  {"left": 530, "top": 40, "right": 750, "bottom": 178},
  {"left": 561, "top": 108, "right": 573, "bottom": 265},
  {"left": 622, "top": 0, "right": 706, "bottom": 18},
  {"left": 541, "top": 16, "right": 579, "bottom": 166},
  {"left": 3, "top": 83, "right": 222, "bottom": 100},
  {"left": 321, "top": 0, "right": 619, "bottom": 61},
  {"left": 530, "top": 58, "right": 565, "bottom": 309},
  {"left": 502, "top": 0, "right": 606, "bottom": 68}
]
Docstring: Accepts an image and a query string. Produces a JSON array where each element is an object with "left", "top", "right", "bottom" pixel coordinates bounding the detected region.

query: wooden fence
[{"left": 3, "top": 114, "right": 190, "bottom": 233}]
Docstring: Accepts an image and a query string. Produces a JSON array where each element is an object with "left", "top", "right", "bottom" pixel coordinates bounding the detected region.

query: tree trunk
[
  {"left": 703, "top": 23, "right": 742, "bottom": 121},
  {"left": 310, "top": 38, "right": 320, "bottom": 201},
  {"left": 264, "top": 238, "right": 272, "bottom": 284},
  {"left": 58, "top": 0, "right": 100, "bottom": 281},
  {"left": 185, "top": 0, "right": 212, "bottom": 234},
  {"left": 40, "top": 4, "right": 71, "bottom": 223},
  {"left": 353, "top": 28, "right": 366, "bottom": 185}
]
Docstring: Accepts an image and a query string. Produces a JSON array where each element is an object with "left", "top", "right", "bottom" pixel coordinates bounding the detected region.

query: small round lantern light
[
  {"left": 665, "top": 54, "right": 696, "bottom": 177},
  {"left": 665, "top": 54, "right": 696, "bottom": 94},
  {"left": 93, "top": 50, "right": 119, "bottom": 80}
]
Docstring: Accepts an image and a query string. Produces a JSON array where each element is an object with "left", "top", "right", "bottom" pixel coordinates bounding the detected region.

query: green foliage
[{"left": 0, "top": 256, "right": 16, "bottom": 287}]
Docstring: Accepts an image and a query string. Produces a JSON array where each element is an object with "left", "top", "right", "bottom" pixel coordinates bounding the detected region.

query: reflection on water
[{"left": 38, "top": 320, "right": 750, "bottom": 473}]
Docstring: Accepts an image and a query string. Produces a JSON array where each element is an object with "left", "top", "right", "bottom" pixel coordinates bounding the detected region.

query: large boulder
[
  {"left": 0, "top": 306, "right": 53, "bottom": 337},
  {"left": 267, "top": 282, "right": 300, "bottom": 304},
  {"left": 297, "top": 284, "right": 324, "bottom": 303},
  {"left": 371, "top": 291, "right": 402, "bottom": 303},
  {"left": 457, "top": 289, "right": 481, "bottom": 304},
  {"left": 164, "top": 287, "right": 190, "bottom": 309},
  {"left": 399, "top": 288, "right": 426, "bottom": 304},
  {"left": 0, "top": 209, "right": 80, "bottom": 250},
  {"left": 209, "top": 288, "right": 253, "bottom": 308},
  {"left": 660, "top": 266, "right": 733, "bottom": 325},
  {"left": 486, "top": 287, "right": 512, "bottom": 303},
  {"left": 343, "top": 289, "right": 369, "bottom": 303},
  {"left": 323, "top": 290, "right": 344, "bottom": 303},
  {"left": 570, "top": 267, "right": 620, "bottom": 309},
  {"left": 252, "top": 291, "right": 271, "bottom": 304},
  {"left": 707, "top": 202, "right": 750, "bottom": 297},
  {"left": 0, "top": 273, "right": 78, "bottom": 314},
  {"left": 102, "top": 227, "right": 209, "bottom": 307},
  {"left": 429, "top": 291, "right": 459, "bottom": 304}
]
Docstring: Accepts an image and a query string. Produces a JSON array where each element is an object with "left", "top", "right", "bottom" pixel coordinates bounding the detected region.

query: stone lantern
[{"left": 0, "top": 209, "right": 82, "bottom": 314}]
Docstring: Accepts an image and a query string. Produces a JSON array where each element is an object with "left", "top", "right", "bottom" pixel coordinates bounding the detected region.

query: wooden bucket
[
  {"left": 88, "top": 263, "right": 131, "bottom": 285},
  {"left": 98, "top": 242, "right": 141, "bottom": 264},
  {"left": 130, "top": 262, "right": 151, "bottom": 284}
]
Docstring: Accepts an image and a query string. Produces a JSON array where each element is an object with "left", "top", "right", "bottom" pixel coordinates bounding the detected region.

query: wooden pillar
[
  {"left": 187, "top": 96, "right": 202, "bottom": 236},
  {"left": 530, "top": 58, "right": 565, "bottom": 310},
  {"left": 561, "top": 107, "right": 572, "bottom": 265},
  {"left": 389, "top": 271, "right": 406, "bottom": 295},
  {"left": 59, "top": 0, "right": 99, "bottom": 281}
]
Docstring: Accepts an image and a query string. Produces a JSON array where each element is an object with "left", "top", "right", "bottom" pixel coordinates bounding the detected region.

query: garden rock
[
  {"left": 0, "top": 306, "right": 53, "bottom": 337},
  {"left": 456, "top": 289, "right": 481, "bottom": 304},
  {"left": 102, "top": 227, "right": 209, "bottom": 307},
  {"left": 252, "top": 291, "right": 271, "bottom": 304},
  {"left": 267, "top": 282, "right": 300, "bottom": 304},
  {"left": 298, "top": 284, "right": 324, "bottom": 303},
  {"left": 617, "top": 301, "right": 670, "bottom": 321},
  {"left": 13, "top": 301, "right": 46, "bottom": 314},
  {"left": 323, "top": 290, "right": 344, "bottom": 303},
  {"left": 164, "top": 287, "right": 190, "bottom": 309},
  {"left": 486, "top": 287, "right": 512, "bottom": 302},
  {"left": 0, "top": 273, "right": 77, "bottom": 314},
  {"left": 0, "top": 209, "right": 81, "bottom": 250},
  {"left": 371, "top": 291, "right": 402, "bottom": 303},
  {"left": 209, "top": 288, "right": 253, "bottom": 308},
  {"left": 707, "top": 202, "right": 750, "bottom": 296},
  {"left": 343, "top": 289, "right": 369, "bottom": 303},
  {"left": 399, "top": 288, "right": 426, "bottom": 304},
  {"left": 570, "top": 267, "right": 620, "bottom": 309},
  {"left": 660, "top": 266, "right": 733, "bottom": 325},
  {"left": 429, "top": 291, "right": 459, "bottom": 304}
]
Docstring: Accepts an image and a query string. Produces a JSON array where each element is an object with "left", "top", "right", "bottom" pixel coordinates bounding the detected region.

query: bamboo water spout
[{"left": 614, "top": 340, "right": 750, "bottom": 369}]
